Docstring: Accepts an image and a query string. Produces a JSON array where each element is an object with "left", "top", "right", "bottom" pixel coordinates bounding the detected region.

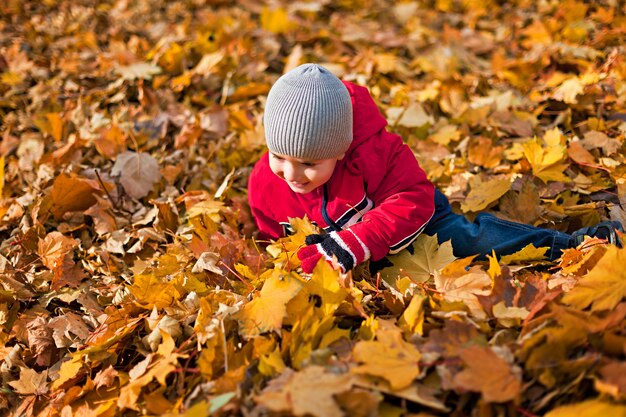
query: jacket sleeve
[
  {"left": 346, "top": 130, "right": 435, "bottom": 261},
  {"left": 248, "top": 155, "right": 284, "bottom": 241}
]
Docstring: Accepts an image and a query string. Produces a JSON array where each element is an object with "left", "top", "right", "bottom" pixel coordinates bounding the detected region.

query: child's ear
[{"left": 337, "top": 153, "right": 346, "bottom": 160}]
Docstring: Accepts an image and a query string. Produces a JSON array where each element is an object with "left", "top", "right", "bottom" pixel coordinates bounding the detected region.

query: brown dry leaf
[
  {"left": 561, "top": 246, "right": 626, "bottom": 311},
  {"left": 111, "top": 151, "right": 162, "bottom": 199},
  {"left": 48, "top": 312, "right": 91, "bottom": 348},
  {"left": 255, "top": 366, "right": 352, "bottom": 417},
  {"left": 434, "top": 265, "right": 492, "bottom": 319},
  {"left": 582, "top": 131, "right": 622, "bottom": 156},
  {"left": 84, "top": 194, "right": 117, "bottom": 236},
  {"left": 93, "top": 365, "right": 119, "bottom": 389},
  {"left": 453, "top": 346, "right": 521, "bottom": 403},
  {"left": 594, "top": 361, "right": 626, "bottom": 400},
  {"left": 498, "top": 181, "right": 543, "bottom": 224},
  {"left": 468, "top": 136, "right": 504, "bottom": 169},
  {"left": 26, "top": 316, "right": 55, "bottom": 367},
  {"left": 37, "top": 231, "right": 77, "bottom": 270},
  {"left": 9, "top": 367, "right": 48, "bottom": 396},
  {"left": 422, "top": 320, "right": 485, "bottom": 359}
]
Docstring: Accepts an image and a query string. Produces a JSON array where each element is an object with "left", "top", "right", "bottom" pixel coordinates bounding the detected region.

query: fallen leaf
[
  {"left": 594, "top": 361, "right": 626, "bottom": 400},
  {"left": 380, "top": 234, "right": 456, "bottom": 283},
  {"left": 352, "top": 329, "right": 421, "bottom": 390},
  {"left": 37, "top": 231, "right": 78, "bottom": 270},
  {"left": 522, "top": 129, "right": 571, "bottom": 183},
  {"left": 116, "top": 62, "right": 162, "bottom": 80},
  {"left": 255, "top": 366, "right": 352, "bottom": 417},
  {"left": 27, "top": 316, "right": 55, "bottom": 367},
  {"left": 453, "top": 346, "right": 521, "bottom": 403},
  {"left": 111, "top": 151, "right": 162, "bottom": 199},
  {"left": 434, "top": 265, "right": 492, "bottom": 319},
  {"left": 236, "top": 269, "right": 303, "bottom": 338},
  {"left": 500, "top": 243, "right": 548, "bottom": 264},
  {"left": 544, "top": 399, "right": 626, "bottom": 417},
  {"left": 50, "top": 173, "right": 101, "bottom": 218},
  {"left": 562, "top": 246, "right": 626, "bottom": 311},
  {"left": 9, "top": 367, "right": 48, "bottom": 395},
  {"left": 461, "top": 176, "right": 511, "bottom": 213}
]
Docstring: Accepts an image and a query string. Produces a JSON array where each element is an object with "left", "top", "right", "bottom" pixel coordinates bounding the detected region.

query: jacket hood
[{"left": 342, "top": 81, "right": 388, "bottom": 154}]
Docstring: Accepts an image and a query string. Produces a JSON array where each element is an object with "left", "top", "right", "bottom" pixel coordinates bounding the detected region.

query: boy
[{"left": 248, "top": 64, "right": 623, "bottom": 274}]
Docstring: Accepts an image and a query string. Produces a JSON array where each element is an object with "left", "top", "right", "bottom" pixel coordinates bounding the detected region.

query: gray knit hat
[{"left": 264, "top": 64, "right": 353, "bottom": 160}]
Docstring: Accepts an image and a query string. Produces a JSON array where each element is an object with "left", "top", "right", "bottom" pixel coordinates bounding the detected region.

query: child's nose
[{"left": 283, "top": 162, "right": 302, "bottom": 182}]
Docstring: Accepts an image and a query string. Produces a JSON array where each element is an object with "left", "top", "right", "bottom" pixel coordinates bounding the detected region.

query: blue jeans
[{"left": 423, "top": 189, "right": 572, "bottom": 261}]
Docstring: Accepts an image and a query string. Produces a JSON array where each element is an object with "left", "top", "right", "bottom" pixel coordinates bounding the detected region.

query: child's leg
[{"left": 424, "top": 189, "right": 571, "bottom": 260}]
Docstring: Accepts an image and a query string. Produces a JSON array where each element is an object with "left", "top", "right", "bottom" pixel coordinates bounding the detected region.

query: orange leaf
[
  {"left": 50, "top": 173, "right": 100, "bottom": 219},
  {"left": 37, "top": 231, "right": 77, "bottom": 270},
  {"left": 453, "top": 346, "right": 521, "bottom": 403},
  {"left": 562, "top": 246, "right": 626, "bottom": 311}
]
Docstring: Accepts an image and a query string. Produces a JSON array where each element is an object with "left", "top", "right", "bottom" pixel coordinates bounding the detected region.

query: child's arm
[{"left": 341, "top": 130, "right": 435, "bottom": 261}]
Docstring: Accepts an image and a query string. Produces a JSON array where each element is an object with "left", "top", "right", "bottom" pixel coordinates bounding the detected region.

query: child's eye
[
  {"left": 303, "top": 162, "right": 317, "bottom": 167},
  {"left": 271, "top": 154, "right": 284, "bottom": 161}
]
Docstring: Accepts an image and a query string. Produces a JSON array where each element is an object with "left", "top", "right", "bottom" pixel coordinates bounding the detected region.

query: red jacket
[{"left": 248, "top": 81, "right": 435, "bottom": 261}]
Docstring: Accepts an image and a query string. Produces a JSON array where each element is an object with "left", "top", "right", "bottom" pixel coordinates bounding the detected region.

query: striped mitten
[{"left": 297, "top": 229, "right": 371, "bottom": 273}]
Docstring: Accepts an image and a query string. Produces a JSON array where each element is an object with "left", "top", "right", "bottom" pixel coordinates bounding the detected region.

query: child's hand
[{"left": 297, "top": 230, "right": 371, "bottom": 273}]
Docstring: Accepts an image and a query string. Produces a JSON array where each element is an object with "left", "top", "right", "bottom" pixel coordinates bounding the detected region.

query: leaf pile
[{"left": 1, "top": 0, "right": 626, "bottom": 416}]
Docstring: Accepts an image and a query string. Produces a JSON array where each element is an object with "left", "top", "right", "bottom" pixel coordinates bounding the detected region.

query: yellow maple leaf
[
  {"left": 129, "top": 272, "right": 182, "bottom": 310},
  {"left": 306, "top": 260, "right": 350, "bottom": 316},
  {"left": 51, "top": 355, "right": 83, "bottom": 389},
  {"left": 561, "top": 245, "right": 626, "bottom": 311},
  {"left": 380, "top": 234, "right": 456, "bottom": 283},
  {"left": 522, "top": 130, "right": 571, "bottom": 183},
  {"left": 500, "top": 243, "right": 549, "bottom": 264},
  {"left": 267, "top": 217, "right": 319, "bottom": 270},
  {"left": 236, "top": 269, "right": 303, "bottom": 338},
  {"left": 460, "top": 176, "right": 511, "bottom": 213},
  {"left": 352, "top": 329, "right": 421, "bottom": 390},
  {"left": 544, "top": 399, "right": 626, "bottom": 417}
]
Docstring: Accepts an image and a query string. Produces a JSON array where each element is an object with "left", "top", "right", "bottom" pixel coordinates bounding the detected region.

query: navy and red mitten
[{"left": 297, "top": 229, "right": 371, "bottom": 273}]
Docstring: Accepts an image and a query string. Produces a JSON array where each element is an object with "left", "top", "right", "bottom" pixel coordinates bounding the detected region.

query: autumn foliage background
[{"left": 1, "top": 0, "right": 626, "bottom": 416}]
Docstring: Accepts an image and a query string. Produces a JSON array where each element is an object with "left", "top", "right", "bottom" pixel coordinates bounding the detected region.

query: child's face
[{"left": 269, "top": 152, "right": 343, "bottom": 194}]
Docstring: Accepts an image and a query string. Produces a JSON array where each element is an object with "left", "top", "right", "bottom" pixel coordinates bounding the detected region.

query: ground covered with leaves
[{"left": 1, "top": 0, "right": 626, "bottom": 416}]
